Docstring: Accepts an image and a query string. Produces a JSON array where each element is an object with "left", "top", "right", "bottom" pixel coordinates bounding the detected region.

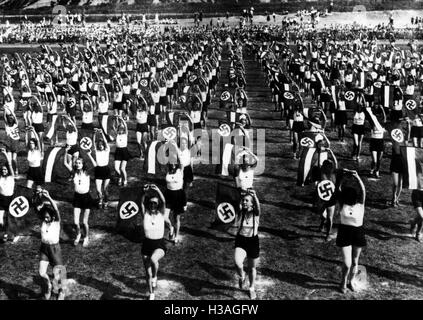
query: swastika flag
[
  {"left": 116, "top": 187, "right": 144, "bottom": 243},
  {"left": 211, "top": 183, "right": 241, "bottom": 231}
]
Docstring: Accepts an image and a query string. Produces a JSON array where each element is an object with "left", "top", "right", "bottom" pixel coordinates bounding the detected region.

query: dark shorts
[
  {"left": 164, "top": 189, "right": 186, "bottom": 214},
  {"left": 40, "top": 243, "right": 63, "bottom": 266},
  {"left": 27, "top": 166, "right": 44, "bottom": 184},
  {"left": 235, "top": 234, "right": 260, "bottom": 259},
  {"left": 390, "top": 154, "right": 404, "bottom": 173},
  {"left": 147, "top": 114, "right": 157, "bottom": 127},
  {"left": 141, "top": 238, "right": 167, "bottom": 257},
  {"left": 159, "top": 95, "right": 167, "bottom": 106},
  {"left": 183, "top": 165, "right": 194, "bottom": 185},
  {"left": 155, "top": 103, "right": 161, "bottom": 116},
  {"left": 193, "top": 122, "right": 202, "bottom": 130},
  {"left": 352, "top": 124, "right": 365, "bottom": 135},
  {"left": 411, "top": 126, "right": 423, "bottom": 139},
  {"left": 335, "top": 110, "right": 348, "bottom": 125},
  {"left": 73, "top": 192, "right": 93, "bottom": 210},
  {"left": 369, "top": 138, "right": 384, "bottom": 152},
  {"left": 166, "top": 88, "right": 173, "bottom": 96},
  {"left": 6, "top": 138, "right": 19, "bottom": 153},
  {"left": 336, "top": 224, "right": 367, "bottom": 247},
  {"left": 292, "top": 121, "right": 305, "bottom": 133},
  {"left": 113, "top": 101, "right": 124, "bottom": 111},
  {"left": 411, "top": 189, "right": 423, "bottom": 208},
  {"left": 94, "top": 165, "right": 111, "bottom": 180},
  {"left": 114, "top": 147, "right": 130, "bottom": 161},
  {"left": 136, "top": 123, "right": 149, "bottom": 133},
  {"left": 0, "top": 195, "right": 13, "bottom": 211},
  {"left": 33, "top": 123, "right": 44, "bottom": 133}
]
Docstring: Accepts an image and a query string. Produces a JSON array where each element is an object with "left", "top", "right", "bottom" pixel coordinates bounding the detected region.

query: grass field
[{"left": 0, "top": 16, "right": 423, "bottom": 300}]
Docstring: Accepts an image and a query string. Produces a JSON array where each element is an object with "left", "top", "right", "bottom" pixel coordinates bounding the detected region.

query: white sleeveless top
[
  {"left": 143, "top": 212, "right": 165, "bottom": 240},
  {"left": 340, "top": 203, "right": 364, "bottom": 227},
  {"left": 136, "top": 110, "right": 147, "bottom": 123},
  {"left": 41, "top": 221, "right": 60, "bottom": 245},
  {"left": 73, "top": 172, "right": 90, "bottom": 194},
  {"left": 98, "top": 101, "right": 109, "bottom": 114},
  {"left": 166, "top": 169, "right": 183, "bottom": 190},
  {"left": 28, "top": 149, "right": 42, "bottom": 167},
  {"left": 116, "top": 134, "right": 128, "bottom": 148},
  {"left": 96, "top": 150, "right": 110, "bottom": 167},
  {"left": 32, "top": 111, "right": 43, "bottom": 124},
  {"left": 82, "top": 111, "right": 93, "bottom": 123},
  {"left": 179, "top": 149, "right": 191, "bottom": 168},
  {"left": 353, "top": 112, "right": 365, "bottom": 125},
  {"left": 0, "top": 176, "right": 14, "bottom": 196},
  {"left": 66, "top": 131, "right": 78, "bottom": 145},
  {"left": 236, "top": 168, "right": 254, "bottom": 190}
]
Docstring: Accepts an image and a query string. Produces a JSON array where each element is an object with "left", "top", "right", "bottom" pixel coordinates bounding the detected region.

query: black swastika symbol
[
  {"left": 318, "top": 181, "right": 334, "bottom": 201},
  {"left": 406, "top": 100, "right": 416, "bottom": 110},
  {"left": 80, "top": 137, "right": 92, "bottom": 150},
  {"left": 218, "top": 203, "right": 235, "bottom": 223},
  {"left": 345, "top": 92, "right": 355, "bottom": 101},
  {"left": 10, "top": 197, "right": 28, "bottom": 217},
  {"left": 391, "top": 129, "right": 403, "bottom": 143},
  {"left": 121, "top": 202, "right": 138, "bottom": 218}
]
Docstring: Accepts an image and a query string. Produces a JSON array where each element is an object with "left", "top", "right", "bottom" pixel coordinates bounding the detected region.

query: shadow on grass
[
  {"left": 159, "top": 270, "right": 240, "bottom": 297},
  {"left": 364, "top": 228, "right": 410, "bottom": 242},
  {"left": 367, "top": 219, "right": 409, "bottom": 235},
  {"left": 259, "top": 226, "right": 322, "bottom": 241},
  {"left": 307, "top": 254, "right": 423, "bottom": 289},
  {"left": 258, "top": 268, "right": 339, "bottom": 291},
  {"left": 195, "top": 261, "right": 233, "bottom": 281},
  {"left": 110, "top": 273, "right": 144, "bottom": 292},
  {"left": 0, "top": 278, "right": 39, "bottom": 300},
  {"left": 67, "top": 272, "right": 144, "bottom": 300},
  {"left": 181, "top": 226, "right": 233, "bottom": 243}
]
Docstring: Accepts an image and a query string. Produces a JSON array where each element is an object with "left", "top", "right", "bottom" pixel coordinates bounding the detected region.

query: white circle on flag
[
  {"left": 119, "top": 201, "right": 139, "bottom": 220},
  {"left": 300, "top": 137, "right": 315, "bottom": 148},
  {"left": 218, "top": 123, "right": 231, "bottom": 137},
  {"left": 317, "top": 180, "right": 335, "bottom": 202},
  {"left": 162, "top": 127, "right": 177, "bottom": 140},
  {"left": 404, "top": 62, "right": 411, "bottom": 69},
  {"left": 373, "top": 81, "right": 382, "bottom": 88},
  {"left": 79, "top": 137, "right": 93, "bottom": 151},
  {"left": 216, "top": 202, "right": 236, "bottom": 224},
  {"left": 9, "top": 196, "right": 29, "bottom": 218},
  {"left": 283, "top": 92, "right": 294, "bottom": 100},
  {"left": 68, "top": 97, "right": 76, "bottom": 106},
  {"left": 220, "top": 91, "right": 230, "bottom": 101},
  {"left": 345, "top": 91, "right": 355, "bottom": 101},
  {"left": 391, "top": 129, "right": 404, "bottom": 143},
  {"left": 405, "top": 99, "right": 417, "bottom": 111},
  {"left": 140, "top": 79, "right": 148, "bottom": 87}
]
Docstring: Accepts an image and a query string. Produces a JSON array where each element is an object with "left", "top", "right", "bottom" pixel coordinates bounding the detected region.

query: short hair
[{"left": 340, "top": 186, "right": 359, "bottom": 206}]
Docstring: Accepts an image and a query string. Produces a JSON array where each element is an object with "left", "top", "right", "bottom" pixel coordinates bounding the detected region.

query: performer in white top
[
  {"left": 164, "top": 141, "right": 186, "bottom": 244},
  {"left": 113, "top": 116, "right": 130, "bottom": 186},
  {"left": 336, "top": 169, "right": 366, "bottom": 293},
  {"left": 234, "top": 147, "right": 258, "bottom": 191},
  {"left": 86, "top": 129, "right": 111, "bottom": 209},
  {"left": 0, "top": 148, "right": 14, "bottom": 242},
  {"left": 234, "top": 189, "right": 261, "bottom": 300},
  {"left": 140, "top": 184, "right": 173, "bottom": 300},
  {"left": 36, "top": 189, "right": 66, "bottom": 300},
  {"left": 64, "top": 156, "right": 93, "bottom": 247},
  {"left": 25, "top": 126, "right": 44, "bottom": 189}
]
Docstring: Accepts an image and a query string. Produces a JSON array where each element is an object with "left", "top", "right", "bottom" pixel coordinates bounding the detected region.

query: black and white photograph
[{"left": 0, "top": 0, "right": 421, "bottom": 306}]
